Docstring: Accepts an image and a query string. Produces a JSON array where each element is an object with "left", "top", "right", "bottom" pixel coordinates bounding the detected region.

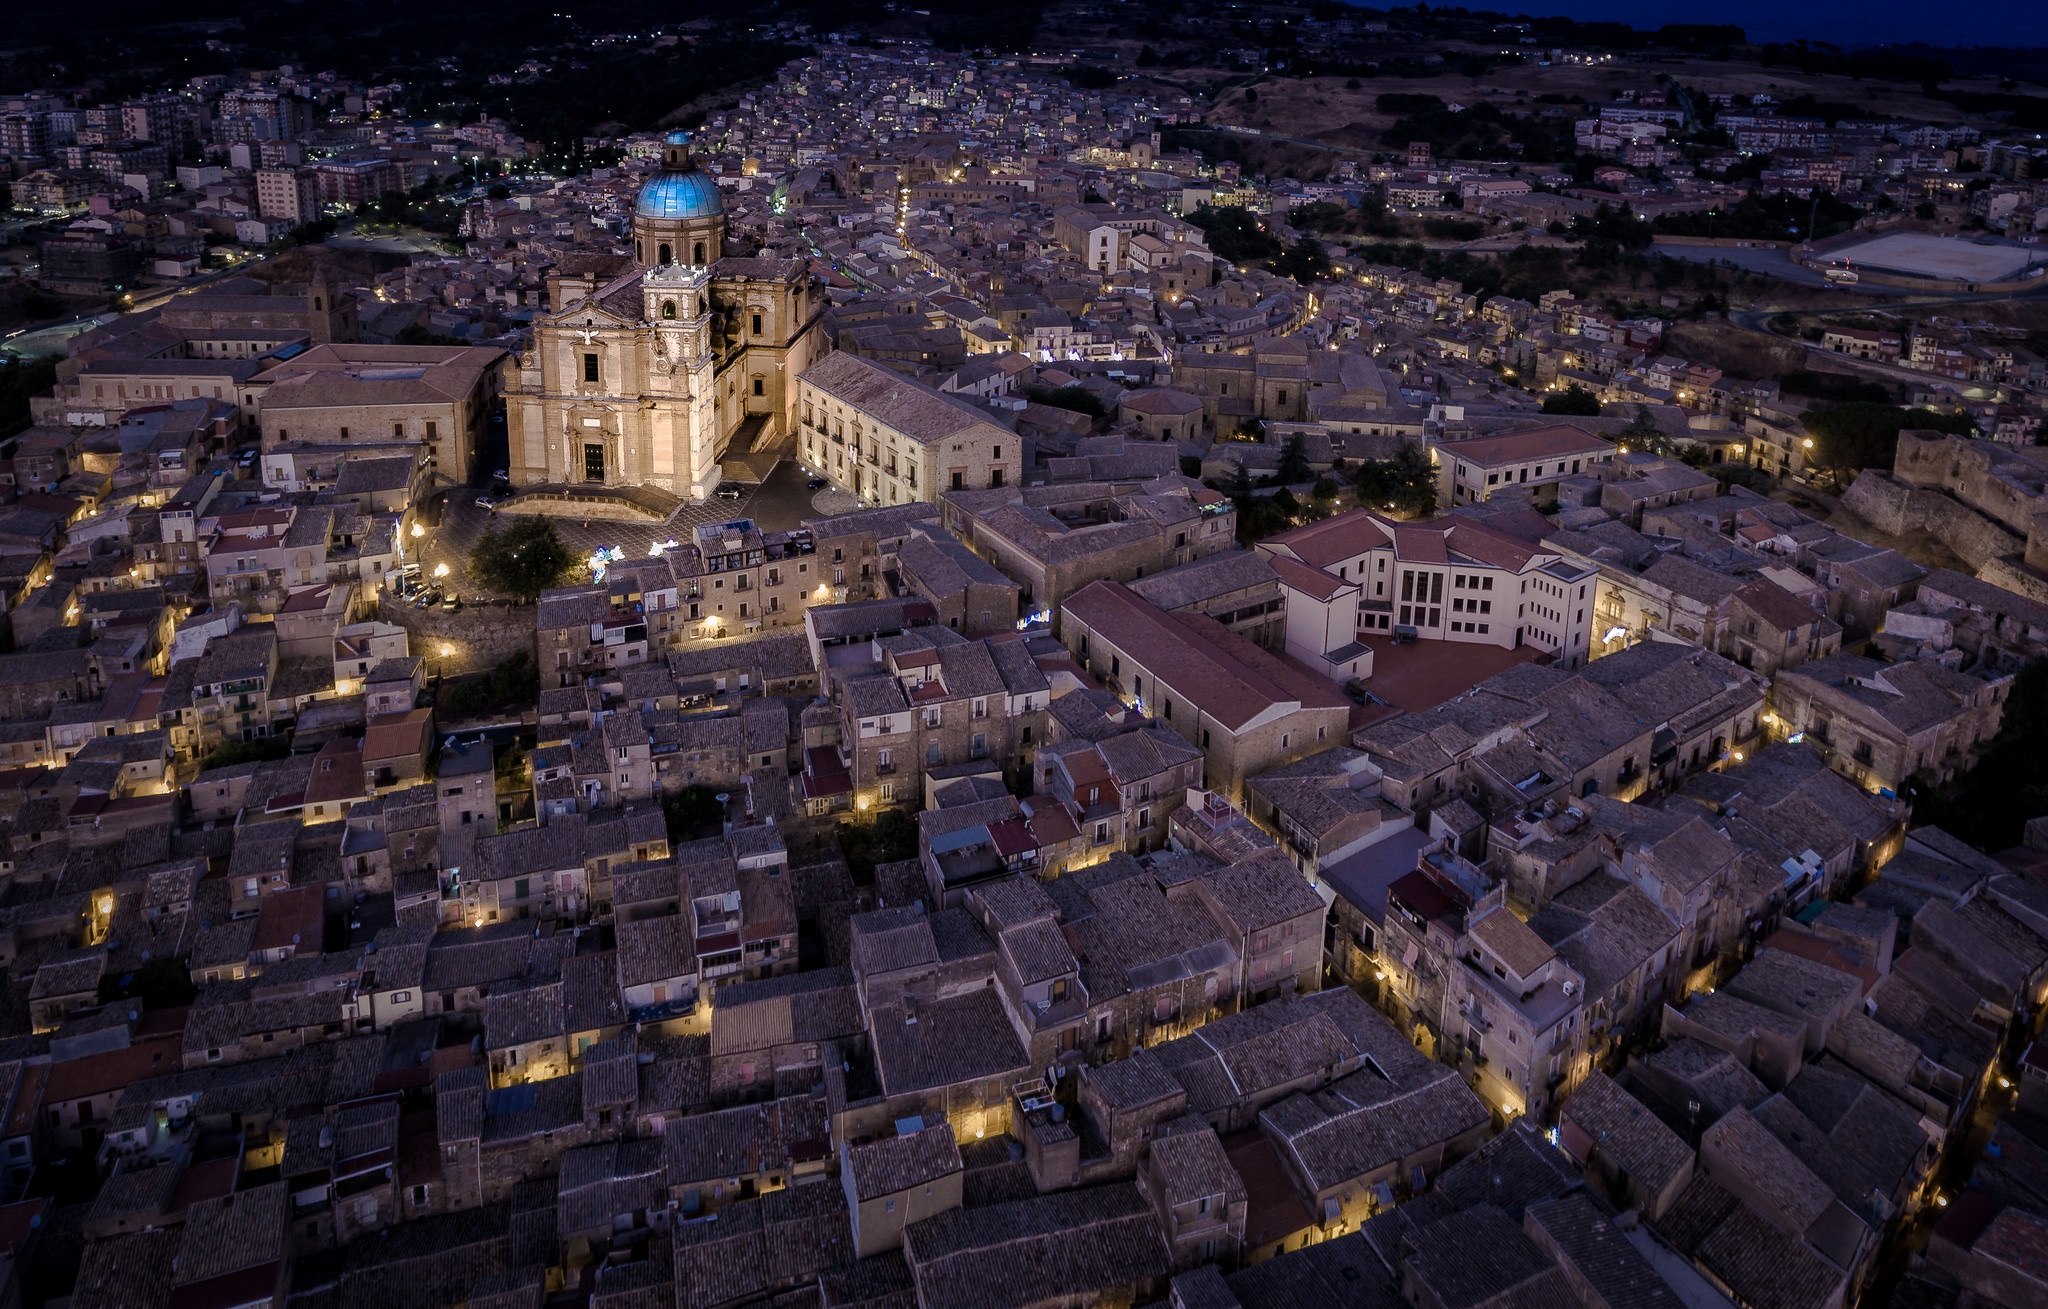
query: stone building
[
  {"left": 796, "top": 351, "right": 1021, "bottom": 508},
  {"left": 504, "top": 133, "right": 826, "bottom": 499}
]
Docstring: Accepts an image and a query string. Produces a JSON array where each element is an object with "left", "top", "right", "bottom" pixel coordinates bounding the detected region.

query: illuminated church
[{"left": 504, "top": 132, "right": 824, "bottom": 499}]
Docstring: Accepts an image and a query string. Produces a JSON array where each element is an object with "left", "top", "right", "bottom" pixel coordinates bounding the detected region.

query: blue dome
[
  {"left": 635, "top": 168, "right": 724, "bottom": 219},
  {"left": 665, "top": 130, "right": 692, "bottom": 146}
]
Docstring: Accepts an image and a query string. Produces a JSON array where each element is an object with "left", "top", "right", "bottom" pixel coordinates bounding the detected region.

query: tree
[
  {"left": 1184, "top": 205, "right": 1284, "bottom": 264},
  {"left": 470, "top": 515, "right": 579, "bottom": 602},
  {"left": 1023, "top": 384, "right": 1106, "bottom": 419},
  {"left": 1308, "top": 476, "right": 1342, "bottom": 519},
  {"left": 1910, "top": 656, "right": 2048, "bottom": 849},
  {"left": 1542, "top": 384, "right": 1603, "bottom": 416},
  {"left": 1354, "top": 445, "right": 1439, "bottom": 518},
  {"left": 1276, "top": 434, "right": 1314, "bottom": 483},
  {"left": 661, "top": 785, "right": 726, "bottom": 842},
  {"left": 1272, "top": 237, "right": 1332, "bottom": 285},
  {"left": 1227, "top": 460, "right": 1254, "bottom": 505},
  {"left": 840, "top": 808, "right": 920, "bottom": 886},
  {"left": 1802, "top": 403, "right": 1974, "bottom": 484}
]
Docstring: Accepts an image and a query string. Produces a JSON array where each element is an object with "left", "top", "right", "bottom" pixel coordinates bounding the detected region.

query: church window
[
  {"left": 693, "top": 242, "right": 705, "bottom": 264},
  {"left": 751, "top": 312, "right": 762, "bottom": 336},
  {"left": 583, "top": 353, "right": 599, "bottom": 383},
  {"left": 657, "top": 243, "right": 671, "bottom": 265},
  {"left": 662, "top": 300, "right": 676, "bottom": 320},
  {"left": 752, "top": 377, "right": 764, "bottom": 397}
]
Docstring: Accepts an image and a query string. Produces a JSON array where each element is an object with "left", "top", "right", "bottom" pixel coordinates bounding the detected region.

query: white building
[
  {"left": 1257, "top": 508, "right": 1599, "bottom": 676},
  {"left": 1433, "top": 425, "right": 1617, "bottom": 505}
]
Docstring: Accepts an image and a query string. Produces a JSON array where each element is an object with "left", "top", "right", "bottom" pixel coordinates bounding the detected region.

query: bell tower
[{"left": 640, "top": 263, "right": 719, "bottom": 497}]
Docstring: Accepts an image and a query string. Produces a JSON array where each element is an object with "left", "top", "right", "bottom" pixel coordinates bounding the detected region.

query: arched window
[
  {"left": 657, "top": 243, "right": 671, "bottom": 265},
  {"left": 662, "top": 300, "right": 677, "bottom": 320},
  {"left": 693, "top": 241, "right": 705, "bottom": 264}
]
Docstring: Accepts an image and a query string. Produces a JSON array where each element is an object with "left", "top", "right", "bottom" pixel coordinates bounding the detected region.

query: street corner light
[
  {"left": 433, "top": 563, "right": 451, "bottom": 578},
  {"left": 411, "top": 523, "right": 425, "bottom": 538},
  {"left": 1803, "top": 438, "right": 1815, "bottom": 448},
  {"left": 441, "top": 644, "right": 455, "bottom": 658}
]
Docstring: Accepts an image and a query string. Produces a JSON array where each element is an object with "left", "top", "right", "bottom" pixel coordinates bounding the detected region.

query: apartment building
[
  {"left": 255, "top": 167, "right": 320, "bottom": 225},
  {"left": 668, "top": 518, "right": 825, "bottom": 640},
  {"left": 1060, "top": 581, "right": 1350, "bottom": 801},
  {"left": 1768, "top": 652, "right": 2012, "bottom": 796},
  {"left": 1434, "top": 425, "right": 1617, "bottom": 505},
  {"left": 1041, "top": 726, "right": 1206, "bottom": 855},
  {"left": 1258, "top": 507, "right": 1598, "bottom": 676},
  {"left": 796, "top": 351, "right": 1020, "bottom": 507},
  {"left": 823, "top": 630, "right": 1052, "bottom": 810}
]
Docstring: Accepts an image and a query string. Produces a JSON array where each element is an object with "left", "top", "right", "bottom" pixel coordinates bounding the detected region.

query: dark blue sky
[{"left": 1483, "top": 1, "right": 2048, "bottom": 49}]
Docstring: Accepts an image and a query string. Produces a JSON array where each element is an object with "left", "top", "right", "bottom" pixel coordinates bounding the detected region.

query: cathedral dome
[
  {"left": 636, "top": 133, "right": 723, "bottom": 220},
  {"left": 635, "top": 168, "right": 724, "bottom": 219}
]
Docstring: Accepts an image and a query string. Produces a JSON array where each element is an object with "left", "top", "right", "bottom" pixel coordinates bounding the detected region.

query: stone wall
[
  {"left": 1841, "top": 470, "right": 2028, "bottom": 572},
  {"left": 1891, "top": 430, "right": 2048, "bottom": 539},
  {"left": 378, "top": 594, "right": 535, "bottom": 677}
]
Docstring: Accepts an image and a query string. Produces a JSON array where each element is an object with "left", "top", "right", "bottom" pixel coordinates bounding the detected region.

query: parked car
[
  {"left": 414, "top": 589, "right": 441, "bottom": 609},
  {"left": 475, "top": 494, "right": 499, "bottom": 510},
  {"left": 714, "top": 482, "right": 745, "bottom": 500},
  {"left": 441, "top": 593, "right": 462, "bottom": 613},
  {"left": 806, "top": 476, "right": 829, "bottom": 490}
]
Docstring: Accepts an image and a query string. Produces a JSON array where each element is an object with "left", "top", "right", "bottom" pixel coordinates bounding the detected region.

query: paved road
[{"left": 4, "top": 250, "right": 277, "bottom": 358}]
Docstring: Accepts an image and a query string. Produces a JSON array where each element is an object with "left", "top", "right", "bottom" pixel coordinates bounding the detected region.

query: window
[
  {"left": 751, "top": 312, "right": 763, "bottom": 335},
  {"left": 582, "top": 352, "right": 599, "bottom": 383}
]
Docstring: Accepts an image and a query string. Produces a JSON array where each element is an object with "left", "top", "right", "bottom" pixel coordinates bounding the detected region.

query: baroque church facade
[{"left": 504, "top": 133, "right": 825, "bottom": 499}]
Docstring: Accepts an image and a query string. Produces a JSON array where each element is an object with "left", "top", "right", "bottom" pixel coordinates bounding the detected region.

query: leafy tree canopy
[
  {"left": 470, "top": 515, "right": 579, "bottom": 603},
  {"left": 1542, "top": 383, "right": 1603, "bottom": 416},
  {"left": 1354, "top": 445, "right": 1439, "bottom": 518},
  {"left": 1802, "top": 403, "right": 1974, "bottom": 481},
  {"left": 1023, "top": 384, "right": 1106, "bottom": 418}
]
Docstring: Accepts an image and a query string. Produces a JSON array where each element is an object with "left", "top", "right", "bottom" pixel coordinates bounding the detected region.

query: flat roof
[{"left": 1823, "top": 232, "right": 2043, "bottom": 283}]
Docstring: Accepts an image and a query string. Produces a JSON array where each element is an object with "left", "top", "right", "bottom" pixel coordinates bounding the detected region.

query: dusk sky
[{"left": 1481, "top": 1, "right": 2048, "bottom": 49}]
